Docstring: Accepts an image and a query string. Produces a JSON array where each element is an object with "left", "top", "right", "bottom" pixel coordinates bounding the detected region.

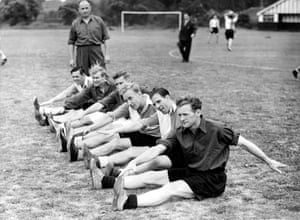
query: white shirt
[
  {"left": 209, "top": 18, "right": 219, "bottom": 28},
  {"left": 156, "top": 103, "right": 177, "bottom": 139},
  {"left": 224, "top": 15, "right": 238, "bottom": 30}
]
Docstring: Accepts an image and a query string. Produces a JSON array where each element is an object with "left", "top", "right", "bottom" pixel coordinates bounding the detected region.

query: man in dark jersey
[
  {"left": 177, "top": 12, "right": 197, "bottom": 62},
  {"left": 111, "top": 96, "right": 287, "bottom": 210}
]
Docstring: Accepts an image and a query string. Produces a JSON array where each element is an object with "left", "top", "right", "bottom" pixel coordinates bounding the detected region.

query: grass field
[{"left": 0, "top": 28, "right": 299, "bottom": 220}]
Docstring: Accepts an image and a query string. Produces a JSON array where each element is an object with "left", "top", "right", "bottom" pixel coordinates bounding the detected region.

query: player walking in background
[
  {"left": 68, "top": 0, "right": 110, "bottom": 75},
  {"left": 224, "top": 10, "right": 238, "bottom": 51},
  {"left": 177, "top": 12, "right": 197, "bottom": 62},
  {"left": 208, "top": 15, "right": 220, "bottom": 44}
]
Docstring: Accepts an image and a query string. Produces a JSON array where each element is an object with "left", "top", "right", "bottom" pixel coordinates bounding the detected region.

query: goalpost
[{"left": 121, "top": 11, "right": 182, "bottom": 32}]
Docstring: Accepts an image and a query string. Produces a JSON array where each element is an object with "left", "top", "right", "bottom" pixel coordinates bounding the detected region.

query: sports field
[{"left": 0, "top": 28, "right": 299, "bottom": 219}]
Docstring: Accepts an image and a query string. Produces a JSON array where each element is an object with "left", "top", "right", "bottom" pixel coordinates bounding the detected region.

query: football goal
[{"left": 121, "top": 11, "right": 182, "bottom": 32}]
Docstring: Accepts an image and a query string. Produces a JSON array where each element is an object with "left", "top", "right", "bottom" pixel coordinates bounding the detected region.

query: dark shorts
[
  {"left": 168, "top": 167, "right": 226, "bottom": 199},
  {"left": 164, "top": 146, "right": 186, "bottom": 169},
  {"left": 225, "top": 29, "right": 234, "bottom": 40},
  {"left": 120, "top": 132, "right": 159, "bottom": 147},
  {"left": 210, "top": 27, "right": 219, "bottom": 34}
]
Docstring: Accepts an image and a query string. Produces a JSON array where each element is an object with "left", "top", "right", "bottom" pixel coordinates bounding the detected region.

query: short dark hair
[
  {"left": 70, "top": 66, "right": 85, "bottom": 76},
  {"left": 113, "top": 71, "right": 130, "bottom": 80},
  {"left": 176, "top": 96, "right": 202, "bottom": 111},
  {"left": 150, "top": 87, "right": 170, "bottom": 98}
]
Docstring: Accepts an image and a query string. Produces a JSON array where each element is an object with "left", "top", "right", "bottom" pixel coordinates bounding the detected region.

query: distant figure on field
[
  {"left": 177, "top": 12, "right": 197, "bottom": 62},
  {"left": 292, "top": 66, "right": 300, "bottom": 79},
  {"left": 224, "top": 10, "right": 238, "bottom": 51},
  {"left": 208, "top": 15, "right": 220, "bottom": 44},
  {"left": 0, "top": 35, "right": 7, "bottom": 65},
  {"left": 68, "top": 0, "right": 110, "bottom": 75}
]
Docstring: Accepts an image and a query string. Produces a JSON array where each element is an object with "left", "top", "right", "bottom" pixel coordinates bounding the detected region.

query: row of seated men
[{"left": 33, "top": 64, "right": 286, "bottom": 211}]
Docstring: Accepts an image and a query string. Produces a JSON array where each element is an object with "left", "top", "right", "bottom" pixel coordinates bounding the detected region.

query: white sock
[
  {"left": 78, "top": 148, "right": 84, "bottom": 159},
  {"left": 99, "top": 156, "right": 109, "bottom": 168}
]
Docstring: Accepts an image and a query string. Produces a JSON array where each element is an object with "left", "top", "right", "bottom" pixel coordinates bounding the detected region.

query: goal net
[{"left": 121, "top": 11, "right": 182, "bottom": 32}]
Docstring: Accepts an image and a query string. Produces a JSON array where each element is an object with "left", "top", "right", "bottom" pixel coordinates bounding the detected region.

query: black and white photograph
[{"left": 0, "top": 0, "right": 299, "bottom": 219}]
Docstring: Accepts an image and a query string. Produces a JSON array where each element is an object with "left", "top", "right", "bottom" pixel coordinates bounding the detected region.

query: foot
[
  {"left": 47, "top": 113, "right": 55, "bottom": 133},
  {"left": 83, "top": 144, "right": 97, "bottom": 169},
  {"left": 90, "top": 158, "right": 104, "bottom": 189},
  {"left": 112, "top": 171, "right": 129, "bottom": 211},
  {"left": 69, "top": 135, "right": 79, "bottom": 162},
  {"left": 104, "top": 162, "right": 121, "bottom": 177},
  {"left": 292, "top": 69, "right": 298, "bottom": 79},
  {"left": 227, "top": 47, "right": 232, "bottom": 51},
  {"left": 33, "top": 97, "right": 43, "bottom": 123},
  {"left": 58, "top": 128, "right": 67, "bottom": 152},
  {"left": 1, "top": 58, "right": 7, "bottom": 66}
]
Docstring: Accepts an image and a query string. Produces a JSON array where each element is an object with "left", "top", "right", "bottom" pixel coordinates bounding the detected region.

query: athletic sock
[
  {"left": 99, "top": 156, "right": 109, "bottom": 168},
  {"left": 101, "top": 176, "right": 115, "bottom": 188},
  {"left": 96, "top": 160, "right": 101, "bottom": 169},
  {"left": 123, "top": 194, "right": 138, "bottom": 209}
]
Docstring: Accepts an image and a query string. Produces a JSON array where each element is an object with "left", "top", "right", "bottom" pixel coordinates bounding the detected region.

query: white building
[{"left": 257, "top": 0, "right": 300, "bottom": 30}]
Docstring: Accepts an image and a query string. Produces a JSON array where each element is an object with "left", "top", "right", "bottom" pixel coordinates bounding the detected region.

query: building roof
[{"left": 257, "top": 0, "right": 300, "bottom": 15}]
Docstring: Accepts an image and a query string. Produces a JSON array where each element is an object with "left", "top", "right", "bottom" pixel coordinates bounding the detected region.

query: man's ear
[{"left": 195, "top": 109, "right": 202, "bottom": 116}]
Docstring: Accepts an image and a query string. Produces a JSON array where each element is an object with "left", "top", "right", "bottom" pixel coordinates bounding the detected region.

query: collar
[
  {"left": 169, "top": 102, "right": 177, "bottom": 115},
  {"left": 182, "top": 115, "right": 207, "bottom": 134},
  {"left": 138, "top": 94, "right": 152, "bottom": 114},
  {"left": 80, "top": 15, "right": 94, "bottom": 23}
]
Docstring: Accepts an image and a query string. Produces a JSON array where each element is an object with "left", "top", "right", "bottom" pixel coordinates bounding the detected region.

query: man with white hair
[{"left": 68, "top": 0, "right": 110, "bottom": 75}]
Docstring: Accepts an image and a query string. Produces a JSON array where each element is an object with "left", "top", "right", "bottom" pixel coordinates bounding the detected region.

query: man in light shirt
[
  {"left": 208, "top": 15, "right": 220, "bottom": 44},
  {"left": 224, "top": 11, "right": 238, "bottom": 51}
]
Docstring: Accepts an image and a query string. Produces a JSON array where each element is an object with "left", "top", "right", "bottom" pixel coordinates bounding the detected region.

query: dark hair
[
  {"left": 176, "top": 96, "right": 202, "bottom": 111},
  {"left": 113, "top": 71, "right": 130, "bottom": 80},
  {"left": 150, "top": 87, "right": 170, "bottom": 98},
  {"left": 70, "top": 66, "right": 85, "bottom": 76}
]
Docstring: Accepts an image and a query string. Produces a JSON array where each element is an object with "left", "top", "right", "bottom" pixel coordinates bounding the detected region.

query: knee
[{"left": 149, "top": 156, "right": 170, "bottom": 170}]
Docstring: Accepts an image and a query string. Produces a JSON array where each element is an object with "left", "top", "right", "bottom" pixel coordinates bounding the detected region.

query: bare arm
[
  {"left": 82, "top": 102, "right": 105, "bottom": 117},
  {"left": 103, "top": 41, "right": 110, "bottom": 63},
  {"left": 40, "top": 85, "right": 75, "bottom": 106},
  {"left": 121, "top": 144, "right": 167, "bottom": 174},
  {"left": 238, "top": 135, "right": 287, "bottom": 173},
  {"left": 69, "top": 44, "right": 76, "bottom": 67}
]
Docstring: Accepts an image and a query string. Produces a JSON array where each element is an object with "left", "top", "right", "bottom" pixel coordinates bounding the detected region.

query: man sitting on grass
[
  {"left": 87, "top": 87, "right": 183, "bottom": 183},
  {"left": 54, "top": 64, "right": 115, "bottom": 151},
  {"left": 68, "top": 83, "right": 160, "bottom": 162},
  {"left": 66, "top": 71, "right": 133, "bottom": 132},
  {"left": 89, "top": 96, "right": 286, "bottom": 211},
  {"left": 33, "top": 66, "right": 92, "bottom": 126}
]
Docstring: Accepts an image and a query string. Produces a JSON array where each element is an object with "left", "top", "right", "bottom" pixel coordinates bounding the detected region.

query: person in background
[
  {"left": 224, "top": 10, "right": 238, "bottom": 51},
  {"left": 177, "top": 12, "right": 197, "bottom": 62},
  {"left": 208, "top": 14, "right": 220, "bottom": 44}
]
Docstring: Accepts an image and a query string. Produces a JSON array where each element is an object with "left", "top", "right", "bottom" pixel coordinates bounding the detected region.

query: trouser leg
[
  {"left": 76, "top": 46, "right": 90, "bottom": 76},
  {"left": 89, "top": 45, "right": 105, "bottom": 69}
]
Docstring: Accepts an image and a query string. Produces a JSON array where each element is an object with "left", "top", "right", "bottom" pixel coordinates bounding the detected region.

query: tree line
[{"left": 0, "top": 0, "right": 278, "bottom": 26}]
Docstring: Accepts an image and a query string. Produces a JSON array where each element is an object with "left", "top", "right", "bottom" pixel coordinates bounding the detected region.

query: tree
[
  {"left": 58, "top": 2, "right": 78, "bottom": 25},
  {"left": 0, "top": 0, "right": 42, "bottom": 25}
]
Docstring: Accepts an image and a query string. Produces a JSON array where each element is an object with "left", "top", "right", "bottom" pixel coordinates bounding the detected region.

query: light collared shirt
[{"left": 73, "top": 76, "right": 93, "bottom": 92}]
